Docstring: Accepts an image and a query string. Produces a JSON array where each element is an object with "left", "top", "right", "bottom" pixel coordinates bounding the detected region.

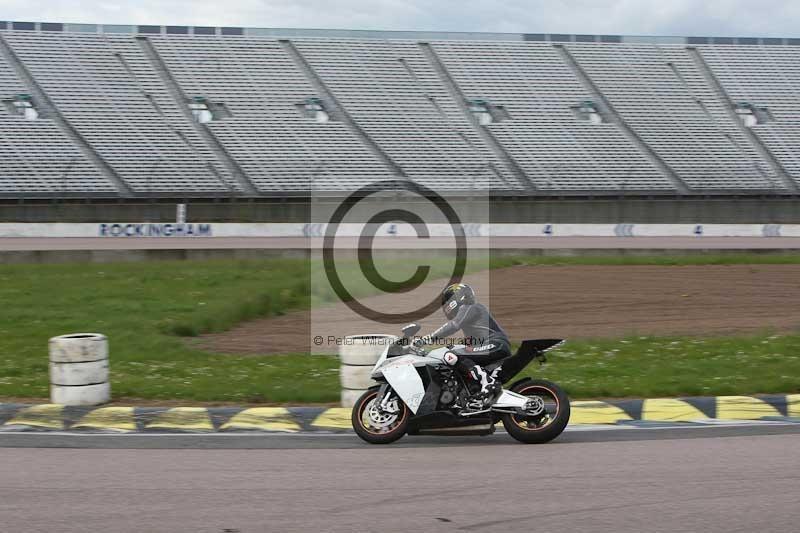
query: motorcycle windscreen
[{"left": 382, "top": 362, "right": 426, "bottom": 414}]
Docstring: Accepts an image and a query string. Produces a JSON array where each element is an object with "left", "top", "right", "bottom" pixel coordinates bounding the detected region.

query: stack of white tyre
[
  {"left": 49, "top": 333, "right": 110, "bottom": 405},
  {"left": 339, "top": 334, "right": 397, "bottom": 407}
]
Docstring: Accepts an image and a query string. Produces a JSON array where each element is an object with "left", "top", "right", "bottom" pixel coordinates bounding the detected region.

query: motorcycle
[{"left": 351, "top": 323, "right": 570, "bottom": 444}]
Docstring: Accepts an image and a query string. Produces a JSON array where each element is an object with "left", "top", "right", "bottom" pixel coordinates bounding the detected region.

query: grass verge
[
  {"left": 1, "top": 255, "right": 799, "bottom": 402},
  {"left": 524, "top": 333, "right": 800, "bottom": 398}
]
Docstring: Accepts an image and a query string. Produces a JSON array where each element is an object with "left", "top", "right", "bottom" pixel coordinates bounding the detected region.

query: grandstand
[{"left": 0, "top": 22, "right": 799, "bottom": 221}]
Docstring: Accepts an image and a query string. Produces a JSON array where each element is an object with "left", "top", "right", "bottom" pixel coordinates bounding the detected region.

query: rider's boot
[{"left": 464, "top": 365, "right": 500, "bottom": 412}]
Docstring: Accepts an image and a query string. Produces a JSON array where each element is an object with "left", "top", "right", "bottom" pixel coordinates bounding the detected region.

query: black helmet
[{"left": 441, "top": 283, "right": 475, "bottom": 319}]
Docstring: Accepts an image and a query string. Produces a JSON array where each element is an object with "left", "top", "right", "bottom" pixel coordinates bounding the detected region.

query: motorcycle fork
[{"left": 374, "top": 383, "right": 397, "bottom": 412}]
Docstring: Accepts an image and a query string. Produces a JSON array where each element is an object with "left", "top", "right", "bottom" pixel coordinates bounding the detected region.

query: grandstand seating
[
  {"left": 293, "top": 39, "right": 518, "bottom": 191},
  {"left": 432, "top": 41, "right": 672, "bottom": 191},
  {"left": 0, "top": 24, "right": 799, "bottom": 197},
  {"left": 0, "top": 43, "right": 113, "bottom": 194},
  {"left": 569, "top": 43, "right": 781, "bottom": 190},
  {"left": 2, "top": 31, "right": 235, "bottom": 194},
  {"left": 149, "top": 36, "right": 395, "bottom": 192},
  {"left": 699, "top": 45, "right": 800, "bottom": 185}
]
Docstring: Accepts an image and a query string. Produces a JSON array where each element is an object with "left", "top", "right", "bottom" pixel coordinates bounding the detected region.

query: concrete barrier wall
[{"left": 2, "top": 222, "right": 800, "bottom": 238}]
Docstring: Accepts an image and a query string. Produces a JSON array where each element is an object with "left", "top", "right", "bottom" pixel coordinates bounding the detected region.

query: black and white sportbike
[{"left": 351, "top": 324, "right": 570, "bottom": 444}]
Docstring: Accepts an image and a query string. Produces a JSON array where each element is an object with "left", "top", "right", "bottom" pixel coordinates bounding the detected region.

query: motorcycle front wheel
[
  {"left": 351, "top": 388, "right": 410, "bottom": 444},
  {"left": 501, "top": 379, "right": 570, "bottom": 444}
]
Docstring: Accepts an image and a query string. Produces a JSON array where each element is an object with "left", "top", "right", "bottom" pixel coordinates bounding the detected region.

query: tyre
[
  {"left": 351, "top": 388, "right": 410, "bottom": 444},
  {"left": 501, "top": 379, "right": 570, "bottom": 444},
  {"left": 339, "top": 365, "right": 377, "bottom": 390}
]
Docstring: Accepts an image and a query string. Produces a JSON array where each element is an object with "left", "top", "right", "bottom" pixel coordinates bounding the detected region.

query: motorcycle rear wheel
[
  {"left": 352, "top": 388, "right": 410, "bottom": 444},
  {"left": 501, "top": 379, "right": 570, "bottom": 444}
]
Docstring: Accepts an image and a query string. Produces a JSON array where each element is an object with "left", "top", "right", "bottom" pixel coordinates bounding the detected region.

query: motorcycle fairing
[
  {"left": 381, "top": 358, "right": 426, "bottom": 414},
  {"left": 425, "top": 345, "right": 465, "bottom": 362},
  {"left": 371, "top": 353, "right": 441, "bottom": 379},
  {"left": 414, "top": 366, "right": 442, "bottom": 417}
]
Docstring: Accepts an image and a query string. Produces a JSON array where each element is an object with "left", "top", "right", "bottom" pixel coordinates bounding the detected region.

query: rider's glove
[{"left": 413, "top": 335, "right": 432, "bottom": 348}]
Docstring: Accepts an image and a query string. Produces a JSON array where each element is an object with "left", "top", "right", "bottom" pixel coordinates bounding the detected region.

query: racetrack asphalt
[{"left": 0, "top": 425, "right": 798, "bottom": 532}]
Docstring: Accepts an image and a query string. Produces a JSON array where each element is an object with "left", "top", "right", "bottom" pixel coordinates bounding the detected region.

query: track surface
[
  {"left": 3, "top": 236, "right": 800, "bottom": 250},
  {"left": 1, "top": 425, "right": 798, "bottom": 532}
]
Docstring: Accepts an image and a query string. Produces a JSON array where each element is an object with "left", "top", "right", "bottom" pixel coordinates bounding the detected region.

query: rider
[{"left": 414, "top": 283, "right": 511, "bottom": 409}]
